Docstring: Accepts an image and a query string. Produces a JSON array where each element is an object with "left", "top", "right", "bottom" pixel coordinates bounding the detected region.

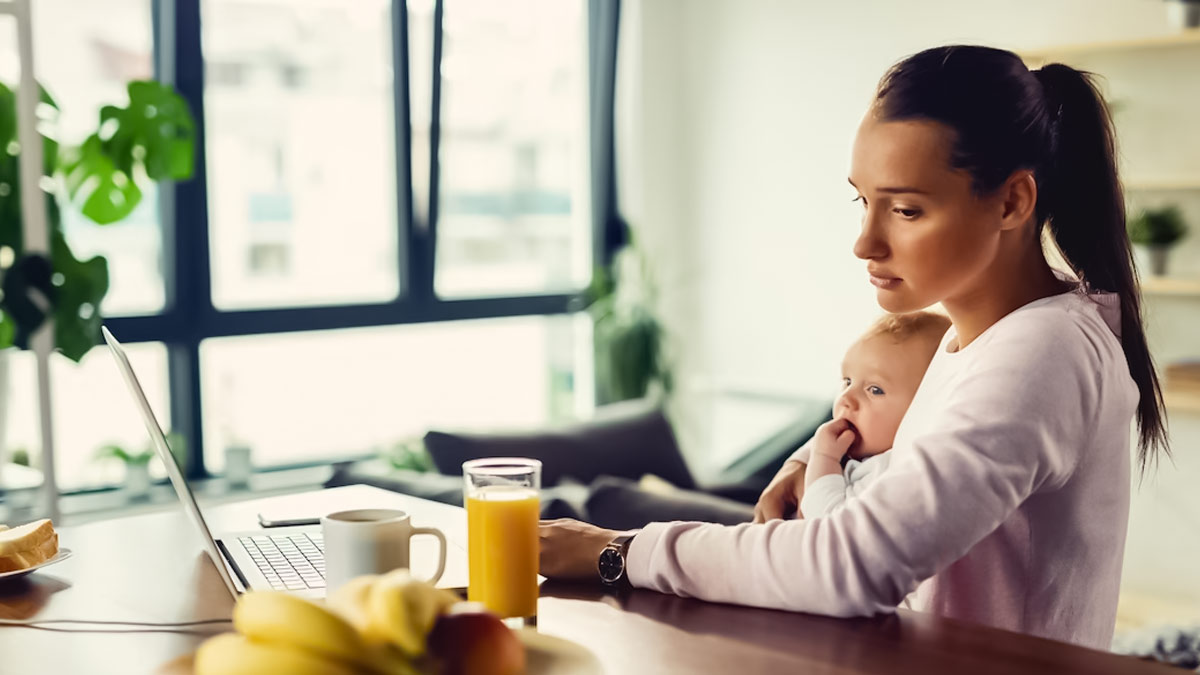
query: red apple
[{"left": 427, "top": 602, "right": 526, "bottom": 675}]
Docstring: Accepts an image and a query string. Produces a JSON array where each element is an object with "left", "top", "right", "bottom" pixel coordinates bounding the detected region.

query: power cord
[{"left": 0, "top": 617, "right": 232, "bottom": 634}]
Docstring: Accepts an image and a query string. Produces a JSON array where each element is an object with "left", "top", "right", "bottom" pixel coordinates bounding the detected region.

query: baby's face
[{"left": 835, "top": 334, "right": 932, "bottom": 459}]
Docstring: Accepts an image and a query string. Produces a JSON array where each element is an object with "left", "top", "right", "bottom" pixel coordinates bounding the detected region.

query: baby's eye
[
  {"left": 842, "top": 377, "right": 852, "bottom": 388},
  {"left": 867, "top": 385, "right": 885, "bottom": 396}
]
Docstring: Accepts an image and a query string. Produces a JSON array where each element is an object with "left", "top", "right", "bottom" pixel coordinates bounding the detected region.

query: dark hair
[{"left": 873, "top": 45, "right": 1168, "bottom": 476}]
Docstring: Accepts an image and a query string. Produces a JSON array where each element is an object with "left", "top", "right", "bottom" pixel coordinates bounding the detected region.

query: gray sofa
[{"left": 325, "top": 397, "right": 832, "bottom": 530}]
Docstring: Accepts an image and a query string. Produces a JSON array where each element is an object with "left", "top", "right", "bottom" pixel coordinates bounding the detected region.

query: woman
[{"left": 539, "top": 45, "right": 1169, "bottom": 651}]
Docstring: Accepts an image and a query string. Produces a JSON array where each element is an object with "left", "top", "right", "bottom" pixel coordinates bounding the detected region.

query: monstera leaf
[
  {"left": 61, "top": 80, "right": 194, "bottom": 224},
  {"left": 0, "top": 78, "right": 192, "bottom": 361},
  {"left": 0, "top": 82, "right": 59, "bottom": 253}
]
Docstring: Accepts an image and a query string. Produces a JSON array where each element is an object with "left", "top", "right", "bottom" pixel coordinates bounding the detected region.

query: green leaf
[
  {"left": 60, "top": 80, "right": 194, "bottom": 225},
  {"left": 62, "top": 134, "right": 144, "bottom": 224},
  {"left": 0, "top": 82, "right": 14, "bottom": 151},
  {"left": 95, "top": 443, "right": 134, "bottom": 463},
  {"left": 51, "top": 227, "right": 108, "bottom": 362},
  {"left": 2, "top": 252, "right": 54, "bottom": 349},
  {"left": 0, "top": 309, "right": 14, "bottom": 348}
]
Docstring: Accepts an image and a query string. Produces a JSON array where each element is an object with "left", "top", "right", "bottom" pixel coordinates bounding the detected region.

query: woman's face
[{"left": 848, "top": 114, "right": 1007, "bottom": 313}]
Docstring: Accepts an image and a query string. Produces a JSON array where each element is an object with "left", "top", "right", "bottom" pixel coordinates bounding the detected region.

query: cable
[{"left": 0, "top": 617, "right": 232, "bottom": 634}]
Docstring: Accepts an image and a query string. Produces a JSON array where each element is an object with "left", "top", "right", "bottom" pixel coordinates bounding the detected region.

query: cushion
[
  {"left": 423, "top": 399, "right": 695, "bottom": 489},
  {"left": 323, "top": 464, "right": 589, "bottom": 521},
  {"left": 584, "top": 476, "right": 754, "bottom": 530}
]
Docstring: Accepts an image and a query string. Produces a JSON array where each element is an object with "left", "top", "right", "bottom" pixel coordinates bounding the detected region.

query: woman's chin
[{"left": 875, "top": 288, "right": 929, "bottom": 314}]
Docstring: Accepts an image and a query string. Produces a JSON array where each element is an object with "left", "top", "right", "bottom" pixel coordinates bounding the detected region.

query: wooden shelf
[
  {"left": 1165, "top": 387, "right": 1200, "bottom": 415},
  {"left": 1125, "top": 177, "right": 1200, "bottom": 191},
  {"left": 1141, "top": 277, "right": 1200, "bottom": 297},
  {"left": 1019, "top": 28, "right": 1200, "bottom": 61}
]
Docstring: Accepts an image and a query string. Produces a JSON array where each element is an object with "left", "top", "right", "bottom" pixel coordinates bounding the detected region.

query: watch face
[{"left": 598, "top": 547, "right": 625, "bottom": 583}]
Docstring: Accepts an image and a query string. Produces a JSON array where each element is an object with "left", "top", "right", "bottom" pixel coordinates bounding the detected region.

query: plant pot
[
  {"left": 224, "top": 445, "right": 253, "bottom": 490},
  {"left": 125, "top": 462, "right": 152, "bottom": 500},
  {"left": 1133, "top": 245, "right": 1171, "bottom": 277},
  {"left": 1166, "top": 0, "right": 1200, "bottom": 29}
]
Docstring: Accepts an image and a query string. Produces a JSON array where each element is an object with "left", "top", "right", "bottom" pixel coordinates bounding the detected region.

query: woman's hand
[
  {"left": 538, "top": 519, "right": 621, "bottom": 580},
  {"left": 753, "top": 459, "right": 807, "bottom": 523}
]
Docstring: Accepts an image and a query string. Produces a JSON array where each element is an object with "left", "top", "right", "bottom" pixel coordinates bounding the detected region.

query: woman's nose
[{"left": 852, "top": 211, "right": 887, "bottom": 261}]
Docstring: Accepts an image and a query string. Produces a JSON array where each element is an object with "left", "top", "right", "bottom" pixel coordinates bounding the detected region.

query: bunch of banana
[
  {"left": 327, "top": 569, "right": 461, "bottom": 657},
  {"left": 194, "top": 572, "right": 459, "bottom": 674}
]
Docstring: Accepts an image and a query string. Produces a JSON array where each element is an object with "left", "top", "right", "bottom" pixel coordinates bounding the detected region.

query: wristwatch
[{"left": 598, "top": 532, "right": 637, "bottom": 587}]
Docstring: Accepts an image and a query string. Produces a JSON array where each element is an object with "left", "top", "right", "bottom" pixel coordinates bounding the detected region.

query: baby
[{"left": 799, "top": 310, "right": 951, "bottom": 520}]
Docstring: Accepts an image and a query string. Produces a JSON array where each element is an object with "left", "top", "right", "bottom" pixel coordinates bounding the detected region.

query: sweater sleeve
[
  {"left": 625, "top": 327, "right": 1095, "bottom": 616},
  {"left": 787, "top": 438, "right": 815, "bottom": 464},
  {"left": 799, "top": 474, "right": 848, "bottom": 518}
]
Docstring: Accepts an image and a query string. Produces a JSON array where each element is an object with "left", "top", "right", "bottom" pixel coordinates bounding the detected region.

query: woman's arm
[
  {"left": 625, "top": 336, "right": 1095, "bottom": 617},
  {"left": 753, "top": 439, "right": 816, "bottom": 523}
]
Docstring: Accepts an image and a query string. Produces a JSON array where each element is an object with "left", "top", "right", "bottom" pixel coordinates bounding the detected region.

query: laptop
[{"left": 101, "top": 325, "right": 464, "bottom": 599}]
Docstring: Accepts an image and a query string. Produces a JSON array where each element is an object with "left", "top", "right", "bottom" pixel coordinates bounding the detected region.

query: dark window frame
[{"left": 100, "top": 0, "right": 621, "bottom": 481}]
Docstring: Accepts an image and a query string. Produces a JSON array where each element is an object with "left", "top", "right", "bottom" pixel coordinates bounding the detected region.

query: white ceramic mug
[{"left": 321, "top": 509, "right": 447, "bottom": 595}]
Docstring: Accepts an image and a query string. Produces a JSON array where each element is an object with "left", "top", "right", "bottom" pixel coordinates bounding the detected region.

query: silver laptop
[{"left": 101, "top": 325, "right": 463, "bottom": 599}]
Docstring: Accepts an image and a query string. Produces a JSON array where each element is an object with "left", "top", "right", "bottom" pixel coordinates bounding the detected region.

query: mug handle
[{"left": 411, "top": 526, "right": 447, "bottom": 585}]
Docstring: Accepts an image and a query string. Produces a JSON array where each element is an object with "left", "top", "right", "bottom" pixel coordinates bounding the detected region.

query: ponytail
[
  {"left": 1035, "top": 65, "right": 1169, "bottom": 476},
  {"left": 874, "top": 47, "right": 1169, "bottom": 477}
]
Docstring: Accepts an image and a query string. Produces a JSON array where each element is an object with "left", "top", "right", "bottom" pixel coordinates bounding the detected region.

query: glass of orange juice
[{"left": 463, "top": 458, "right": 541, "bottom": 622}]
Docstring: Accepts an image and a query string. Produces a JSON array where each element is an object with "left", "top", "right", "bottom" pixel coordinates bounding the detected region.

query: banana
[
  {"left": 195, "top": 633, "right": 359, "bottom": 675},
  {"left": 326, "top": 574, "right": 382, "bottom": 636},
  {"left": 233, "top": 591, "right": 370, "bottom": 669},
  {"left": 364, "top": 570, "right": 460, "bottom": 657}
]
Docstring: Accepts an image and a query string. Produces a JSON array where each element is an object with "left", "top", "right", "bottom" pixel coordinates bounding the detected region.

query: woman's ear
[{"left": 999, "top": 170, "right": 1038, "bottom": 232}]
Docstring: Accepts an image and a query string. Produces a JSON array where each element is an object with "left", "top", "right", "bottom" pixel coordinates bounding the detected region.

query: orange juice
[{"left": 466, "top": 485, "right": 540, "bottom": 618}]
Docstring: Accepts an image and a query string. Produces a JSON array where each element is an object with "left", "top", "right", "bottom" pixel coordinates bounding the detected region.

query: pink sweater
[{"left": 627, "top": 289, "right": 1139, "bottom": 650}]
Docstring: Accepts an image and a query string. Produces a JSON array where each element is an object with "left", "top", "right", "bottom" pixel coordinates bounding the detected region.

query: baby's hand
[{"left": 814, "top": 418, "right": 856, "bottom": 461}]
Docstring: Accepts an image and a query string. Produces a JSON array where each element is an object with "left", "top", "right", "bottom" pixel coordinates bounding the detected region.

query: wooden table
[{"left": 0, "top": 485, "right": 1175, "bottom": 674}]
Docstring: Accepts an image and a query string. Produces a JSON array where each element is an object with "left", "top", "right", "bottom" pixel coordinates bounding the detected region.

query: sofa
[{"left": 325, "top": 397, "right": 832, "bottom": 530}]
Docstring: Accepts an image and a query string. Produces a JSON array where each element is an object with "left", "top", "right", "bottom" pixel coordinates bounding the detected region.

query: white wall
[{"left": 618, "top": 0, "right": 1200, "bottom": 608}]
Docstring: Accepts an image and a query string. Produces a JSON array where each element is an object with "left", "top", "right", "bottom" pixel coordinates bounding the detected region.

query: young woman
[{"left": 538, "top": 45, "right": 1169, "bottom": 651}]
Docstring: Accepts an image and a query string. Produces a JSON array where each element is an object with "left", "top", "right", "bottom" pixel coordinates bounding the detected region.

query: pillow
[
  {"left": 323, "top": 465, "right": 589, "bottom": 520},
  {"left": 423, "top": 399, "right": 695, "bottom": 489},
  {"left": 584, "top": 476, "right": 754, "bottom": 531}
]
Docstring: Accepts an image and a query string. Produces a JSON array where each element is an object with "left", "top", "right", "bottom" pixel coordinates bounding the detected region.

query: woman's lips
[{"left": 869, "top": 274, "right": 901, "bottom": 290}]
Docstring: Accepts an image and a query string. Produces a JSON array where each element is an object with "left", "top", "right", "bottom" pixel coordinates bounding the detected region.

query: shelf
[
  {"left": 1164, "top": 388, "right": 1200, "bottom": 415},
  {"left": 1019, "top": 28, "right": 1200, "bottom": 61},
  {"left": 1141, "top": 277, "right": 1200, "bottom": 297},
  {"left": 1125, "top": 177, "right": 1200, "bottom": 192}
]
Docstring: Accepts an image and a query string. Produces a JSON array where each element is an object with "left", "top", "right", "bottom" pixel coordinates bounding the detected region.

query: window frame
[{"left": 98, "top": 0, "right": 620, "bottom": 481}]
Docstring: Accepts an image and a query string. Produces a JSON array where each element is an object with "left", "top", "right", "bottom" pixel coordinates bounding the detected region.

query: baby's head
[{"left": 837, "top": 311, "right": 951, "bottom": 460}]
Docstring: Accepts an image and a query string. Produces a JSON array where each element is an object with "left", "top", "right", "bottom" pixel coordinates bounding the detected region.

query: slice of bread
[{"left": 0, "top": 520, "right": 59, "bottom": 573}]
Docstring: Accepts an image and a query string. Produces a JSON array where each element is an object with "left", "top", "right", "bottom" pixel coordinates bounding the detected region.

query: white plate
[
  {"left": 0, "top": 548, "right": 73, "bottom": 581},
  {"left": 518, "top": 628, "right": 604, "bottom": 675}
]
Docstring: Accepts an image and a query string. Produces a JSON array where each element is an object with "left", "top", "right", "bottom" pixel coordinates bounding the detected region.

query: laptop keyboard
[{"left": 239, "top": 532, "right": 325, "bottom": 591}]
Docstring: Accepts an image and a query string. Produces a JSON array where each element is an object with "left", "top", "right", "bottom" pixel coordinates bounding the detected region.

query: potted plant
[
  {"left": 1128, "top": 206, "right": 1189, "bottom": 277},
  {"left": 94, "top": 443, "right": 155, "bottom": 500},
  {"left": 0, "top": 79, "right": 195, "bottom": 473},
  {"left": 581, "top": 236, "right": 673, "bottom": 405},
  {"left": 93, "top": 432, "right": 184, "bottom": 501}
]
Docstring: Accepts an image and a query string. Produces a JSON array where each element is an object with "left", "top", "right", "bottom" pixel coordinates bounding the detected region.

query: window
[
  {"left": 1, "top": 0, "right": 619, "bottom": 500},
  {"left": 200, "top": 315, "right": 588, "bottom": 471},
  {"left": 202, "top": 0, "right": 401, "bottom": 309},
  {"left": 433, "top": 0, "right": 593, "bottom": 298}
]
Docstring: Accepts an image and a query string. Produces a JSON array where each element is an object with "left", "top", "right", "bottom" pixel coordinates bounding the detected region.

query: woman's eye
[
  {"left": 851, "top": 196, "right": 867, "bottom": 208},
  {"left": 867, "top": 385, "right": 885, "bottom": 396},
  {"left": 893, "top": 207, "right": 921, "bottom": 219}
]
